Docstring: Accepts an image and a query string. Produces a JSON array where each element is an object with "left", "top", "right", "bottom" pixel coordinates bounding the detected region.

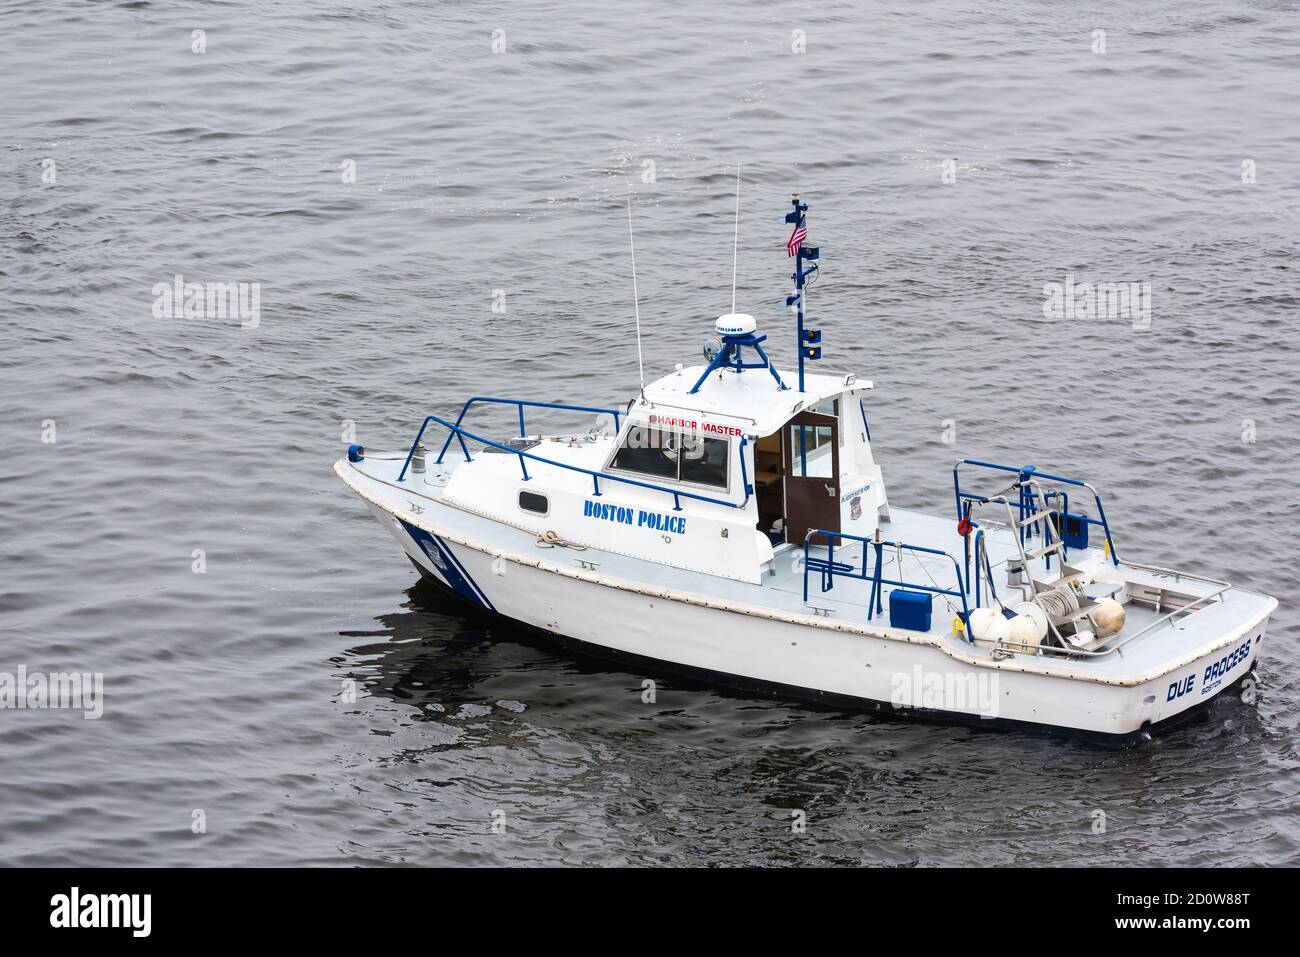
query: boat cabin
[
  {"left": 627, "top": 358, "right": 889, "bottom": 547},
  {"left": 430, "top": 315, "right": 888, "bottom": 585}
]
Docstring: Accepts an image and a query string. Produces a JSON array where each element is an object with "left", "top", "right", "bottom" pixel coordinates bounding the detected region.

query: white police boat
[{"left": 336, "top": 195, "right": 1276, "bottom": 741}]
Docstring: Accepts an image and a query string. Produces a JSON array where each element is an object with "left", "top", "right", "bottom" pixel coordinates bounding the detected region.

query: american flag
[{"left": 787, "top": 223, "right": 807, "bottom": 257}]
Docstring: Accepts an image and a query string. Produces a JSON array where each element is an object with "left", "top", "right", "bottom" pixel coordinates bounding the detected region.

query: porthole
[{"left": 519, "top": 490, "right": 549, "bottom": 515}]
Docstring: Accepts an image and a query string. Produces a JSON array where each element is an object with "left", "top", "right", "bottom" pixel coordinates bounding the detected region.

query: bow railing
[{"left": 397, "top": 398, "right": 751, "bottom": 513}]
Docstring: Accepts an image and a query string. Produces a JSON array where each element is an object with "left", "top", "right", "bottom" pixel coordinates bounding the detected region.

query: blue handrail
[
  {"left": 966, "top": 526, "right": 1001, "bottom": 609},
  {"left": 398, "top": 413, "right": 751, "bottom": 512},
  {"left": 803, "top": 530, "right": 971, "bottom": 633},
  {"left": 432, "top": 397, "right": 623, "bottom": 466},
  {"left": 858, "top": 398, "right": 872, "bottom": 443},
  {"left": 738, "top": 435, "right": 753, "bottom": 497},
  {"left": 952, "top": 459, "right": 1119, "bottom": 565}
]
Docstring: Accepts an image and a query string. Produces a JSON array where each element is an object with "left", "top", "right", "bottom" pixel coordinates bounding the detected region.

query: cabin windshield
[{"left": 608, "top": 420, "right": 729, "bottom": 490}]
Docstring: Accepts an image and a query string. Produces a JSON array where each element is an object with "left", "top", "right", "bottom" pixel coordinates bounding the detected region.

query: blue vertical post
[
  {"left": 867, "top": 537, "right": 884, "bottom": 621},
  {"left": 784, "top": 195, "right": 815, "bottom": 393},
  {"left": 795, "top": 223, "right": 806, "bottom": 394}
]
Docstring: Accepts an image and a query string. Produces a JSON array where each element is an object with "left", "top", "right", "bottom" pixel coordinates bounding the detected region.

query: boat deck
[{"left": 344, "top": 452, "right": 1275, "bottom": 685}]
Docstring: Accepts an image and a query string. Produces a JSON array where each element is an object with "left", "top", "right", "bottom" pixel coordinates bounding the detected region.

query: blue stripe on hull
[{"left": 397, "top": 519, "right": 495, "bottom": 611}]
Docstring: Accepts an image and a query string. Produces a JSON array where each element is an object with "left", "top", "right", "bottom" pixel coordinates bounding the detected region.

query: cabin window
[
  {"left": 813, "top": 398, "right": 844, "bottom": 445},
  {"left": 609, "top": 423, "right": 680, "bottom": 481},
  {"left": 813, "top": 398, "right": 839, "bottom": 417},
  {"left": 609, "top": 422, "right": 729, "bottom": 490},
  {"left": 678, "top": 434, "right": 729, "bottom": 488},
  {"left": 518, "top": 490, "right": 549, "bottom": 515}
]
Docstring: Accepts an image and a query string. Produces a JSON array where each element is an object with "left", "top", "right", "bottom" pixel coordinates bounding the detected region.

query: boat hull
[
  {"left": 405, "top": 556, "right": 1259, "bottom": 745},
  {"left": 367, "top": 501, "right": 1270, "bottom": 743}
]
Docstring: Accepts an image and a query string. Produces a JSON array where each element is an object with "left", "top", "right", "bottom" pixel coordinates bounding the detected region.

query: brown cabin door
[{"left": 783, "top": 411, "right": 840, "bottom": 546}]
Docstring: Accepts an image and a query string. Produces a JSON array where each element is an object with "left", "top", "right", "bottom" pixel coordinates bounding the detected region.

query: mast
[{"left": 783, "top": 194, "right": 822, "bottom": 392}]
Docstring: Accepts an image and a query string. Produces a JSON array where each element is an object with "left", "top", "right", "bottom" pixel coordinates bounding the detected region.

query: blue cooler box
[{"left": 889, "top": 589, "right": 933, "bottom": 632}]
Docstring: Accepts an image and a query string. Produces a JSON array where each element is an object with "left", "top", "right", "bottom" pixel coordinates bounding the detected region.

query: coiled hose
[{"left": 1035, "top": 584, "right": 1080, "bottom": 620}]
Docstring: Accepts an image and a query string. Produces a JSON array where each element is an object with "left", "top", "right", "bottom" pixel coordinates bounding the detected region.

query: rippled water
[{"left": 2, "top": 0, "right": 1298, "bottom": 866}]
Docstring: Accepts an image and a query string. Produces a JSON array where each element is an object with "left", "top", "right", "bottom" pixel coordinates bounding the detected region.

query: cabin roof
[{"left": 638, "top": 365, "right": 870, "bottom": 436}]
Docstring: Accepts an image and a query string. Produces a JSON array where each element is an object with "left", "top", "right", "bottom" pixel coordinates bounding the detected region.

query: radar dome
[{"left": 715, "top": 313, "right": 756, "bottom": 338}]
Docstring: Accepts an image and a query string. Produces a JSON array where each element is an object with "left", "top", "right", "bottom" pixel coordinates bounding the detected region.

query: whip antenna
[
  {"left": 731, "top": 164, "right": 741, "bottom": 314},
  {"left": 626, "top": 197, "right": 645, "bottom": 395}
]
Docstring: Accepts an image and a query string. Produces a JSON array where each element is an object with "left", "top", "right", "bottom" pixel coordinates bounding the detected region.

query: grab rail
[
  {"left": 398, "top": 413, "right": 751, "bottom": 512},
  {"left": 433, "top": 397, "right": 623, "bottom": 465},
  {"left": 992, "top": 569, "right": 1230, "bottom": 660},
  {"left": 953, "top": 459, "right": 1119, "bottom": 565},
  {"left": 1102, "top": 561, "right": 1231, "bottom": 653},
  {"left": 858, "top": 398, "right": 872, "bottom": 443},
  {"left": 964, "top": 525, "right": 1000, "bottom": 609},
  {"left": 803, "top": 529, "right": 970, "bottom": 632}
]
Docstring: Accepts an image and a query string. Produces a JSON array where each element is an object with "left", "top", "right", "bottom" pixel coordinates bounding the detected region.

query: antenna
[
  {"left": 626, "top": 197, "right": 645, "bottom": 395},
  {"left": 730, "top": 164, "right": 741, "bottom": 314}
]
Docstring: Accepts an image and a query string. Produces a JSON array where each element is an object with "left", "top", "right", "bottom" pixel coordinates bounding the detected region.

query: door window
[{"left": 790, "top": 424, "right": 834, "bottom": 478}]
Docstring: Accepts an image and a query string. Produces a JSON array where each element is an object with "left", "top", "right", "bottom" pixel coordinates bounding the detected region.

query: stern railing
[{"left": 953, "top": 459, "right": 1120, "bottom": 566}]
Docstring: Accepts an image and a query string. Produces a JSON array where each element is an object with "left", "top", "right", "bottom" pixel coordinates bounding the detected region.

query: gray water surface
[{"left": 1, "top": 0, "right": 1298, "bottom": 866}]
